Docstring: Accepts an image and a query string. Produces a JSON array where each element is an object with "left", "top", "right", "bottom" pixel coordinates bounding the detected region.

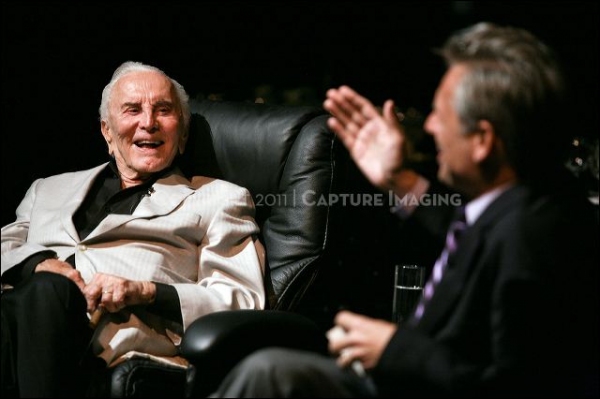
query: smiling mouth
[{"left": 135, "top": 140, "right": 163, "bottom": 149}]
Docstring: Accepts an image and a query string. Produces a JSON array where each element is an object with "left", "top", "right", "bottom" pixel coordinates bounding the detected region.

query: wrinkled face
[
  {"left": 101, "top": 70, "right": 187, "bottom": 183},
  {"left": 424, "top": 65, "right": 479, "bottom": 193}
]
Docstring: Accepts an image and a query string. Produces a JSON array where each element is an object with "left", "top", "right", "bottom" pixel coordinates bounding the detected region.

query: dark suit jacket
[{"left": 373, "top": 180, "right": 599, "bottom": 397}]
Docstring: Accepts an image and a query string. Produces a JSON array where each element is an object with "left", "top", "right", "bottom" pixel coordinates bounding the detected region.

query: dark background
[{"left": 2, "top": 1, "right": 598, "bottom": 320}]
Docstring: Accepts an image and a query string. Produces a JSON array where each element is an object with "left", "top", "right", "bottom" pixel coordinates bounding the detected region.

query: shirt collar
[
  {"left": 107, "top": 158, "right": 177, "bottom": 186},
  {"left": 465, "top": 182, "right": 514, "bottom": 226}
]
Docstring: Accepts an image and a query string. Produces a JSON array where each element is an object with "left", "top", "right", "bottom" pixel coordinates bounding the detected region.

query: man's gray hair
[{"left": 437, "top": 22, "right": 566, "bottom": 182}]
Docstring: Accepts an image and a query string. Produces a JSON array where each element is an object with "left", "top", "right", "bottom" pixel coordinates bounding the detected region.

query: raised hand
[{"left": 323, "top": 86, "right": 407, "bottom": 191}]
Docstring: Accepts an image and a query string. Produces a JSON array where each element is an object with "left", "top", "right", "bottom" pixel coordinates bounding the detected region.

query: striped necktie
[{"left": 413, "top": 206, "right": 467, "bottom": 321}]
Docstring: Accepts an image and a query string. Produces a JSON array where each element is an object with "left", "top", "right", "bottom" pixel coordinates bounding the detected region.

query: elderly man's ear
[
  {"left": 178, "top": 130, "right": 189, "bottom": 155},
  {"left": 101, "top": 121, "right": 114, "bottom": 155}
]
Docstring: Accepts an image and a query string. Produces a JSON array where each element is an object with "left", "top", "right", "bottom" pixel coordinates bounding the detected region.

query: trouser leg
[
  {"left": 1, "top": 304, "right": 18, "bottom": 397},
  {"left": 209, "top": 347, "right": 377, "bottom": 398},
  {"left": 1, "top": 272, "right": 95, "bottom": 398}
]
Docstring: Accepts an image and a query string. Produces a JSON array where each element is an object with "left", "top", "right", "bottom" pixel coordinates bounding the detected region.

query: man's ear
[
  {"left": 101, "top": 120, "right": 113, "bottom": 155},
  {"left": 178, "top": 129, "right": 189, "bottom": 155},
  {"left": 472, "top": 119, "right": 497, "bottom": 163}
]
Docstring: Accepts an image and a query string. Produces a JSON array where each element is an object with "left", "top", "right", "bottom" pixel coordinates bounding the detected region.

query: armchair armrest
[
  {"left": 180, "top": 309, "right": 328, "bottom": 397},
  {"left": 180, "top": 309, "right": 328, "bottom": 362}
]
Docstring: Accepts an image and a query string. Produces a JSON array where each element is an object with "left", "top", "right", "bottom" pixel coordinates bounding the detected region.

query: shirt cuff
[
  {"left": 389, "top": 176, "right": 430, "bottom": 219},
  {"left": 147, "top": 282, "right": 182, "bottom": 324}
]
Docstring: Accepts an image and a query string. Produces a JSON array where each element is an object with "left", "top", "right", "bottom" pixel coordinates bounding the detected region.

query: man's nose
[
  {"left": 141, "top": 111, "right": 158, "bottom": 131},
  {"left": 423, "top": 113, "right": 435, "bottom": 136}
]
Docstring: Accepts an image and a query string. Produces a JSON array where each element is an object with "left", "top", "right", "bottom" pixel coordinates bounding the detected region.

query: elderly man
[{"left": 1, "top": 61, "right": 266, "bottom": 397}]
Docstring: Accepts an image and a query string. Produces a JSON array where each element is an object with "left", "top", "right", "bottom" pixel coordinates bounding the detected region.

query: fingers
[
  {"left": 83, "top": 276, "right": 127, "bottom": 314},
  {"left": 334, "top": 309, "right": 367, "bottom": 331},
  {"left": 327, "top": 315, "right": 361, "bottom": 355},
  {"left": 382, "top": 99, "right": 398, "bottom": 125},
  {"left": 324, "top": 86, "right": 378, "bottom": 131},
  {"left": 328, "top": 329, "right": 367, "bottom": 376},
  {"left": 35, "top": 259, "right": 87, "bottom": 291},
  {"left": 84, "top": 289, "right": 121, "bottom": 317},
  {"left": 324, "top": 86, "right": 399, "bottom": 162},
  {"left": 326, "top": 117, "right": 356, "bottom": 149},
  {"left": 63, "top": 267, "right": 86, "bottom": 291},
  {"left": 326, "top": 325, "right": 348, "bottom": 354},
  {"left": 326, "top": 326, "right": 355, "bottom": 367},
  {"left": 324, "top": 96, "right": 359, "bottom": 149},
  {"left": 97, "top": 287, "right": 126, "bottom": 313},
  {"left": 329, "top": 311, "right": 369, "bottom": 351},
  {"left": 382, "top": 99, "right": 406, "bottom": 135},
  {"left": 337, "top": 348, "right": 355, "bottom": 368}
]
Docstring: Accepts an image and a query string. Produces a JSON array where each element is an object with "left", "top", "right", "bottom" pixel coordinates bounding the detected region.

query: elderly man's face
[{"left": 101, "top": 70, "right": 186, "bottom": 184}]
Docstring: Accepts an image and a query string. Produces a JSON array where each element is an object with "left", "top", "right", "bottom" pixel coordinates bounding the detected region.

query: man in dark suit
[{"left": 209, "top": 22, "right": 599, "bottom": 397}]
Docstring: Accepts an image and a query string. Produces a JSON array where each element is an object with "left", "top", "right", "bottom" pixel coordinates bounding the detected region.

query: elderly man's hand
[{"left": 82, "top": 273, "right": 156, "bottom": 315}]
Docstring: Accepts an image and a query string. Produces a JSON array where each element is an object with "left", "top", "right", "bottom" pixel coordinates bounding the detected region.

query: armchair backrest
[{"left": 179, "top": 99, "right": 337, "bottom": 312}]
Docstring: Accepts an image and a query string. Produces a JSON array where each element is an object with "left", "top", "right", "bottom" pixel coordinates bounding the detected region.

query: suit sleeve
[
  {"left": 1, "top": 179, "right": 55, "bottom": 277},
  {"left": 171, "top": 183, "right": 266, "bottom": 331}
]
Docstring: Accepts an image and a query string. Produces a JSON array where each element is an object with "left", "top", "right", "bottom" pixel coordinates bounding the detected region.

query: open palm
[{"left": 324, "top": 86, "right": 406, "bottom": 190}]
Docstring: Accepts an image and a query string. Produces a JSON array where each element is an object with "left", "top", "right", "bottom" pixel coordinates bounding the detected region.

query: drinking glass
[{"left": 392, "top": 264, "right": 425, "bottom": 324}]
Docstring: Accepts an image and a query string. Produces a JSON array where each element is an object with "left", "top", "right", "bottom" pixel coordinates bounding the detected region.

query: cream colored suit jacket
[{"left": 1, "top": 163, "right": 266, "bottom": 365}]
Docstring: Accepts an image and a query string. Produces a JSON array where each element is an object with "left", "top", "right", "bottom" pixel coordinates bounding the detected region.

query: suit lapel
[
  {"left": 83, "top": 169, "right": 195, "bottom": 240},
  {"left": 414, "top": 222, "right": 485, "bottom": 332},
  {"left": 132, "top": 172, "right": 195, "bottom": 218},
  {"left": 60, "top": 164, "right": 108, "bottom": 242},
  {"left": 415, "top": 185, "right": 526, "bottom": 333}
]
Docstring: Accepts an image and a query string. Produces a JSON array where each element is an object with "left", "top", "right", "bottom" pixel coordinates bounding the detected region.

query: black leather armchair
[{"left": 102, "top": 99, "right": 339, "bottom": 397}]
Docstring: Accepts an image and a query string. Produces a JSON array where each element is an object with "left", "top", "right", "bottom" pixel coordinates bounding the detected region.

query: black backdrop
[
  {"left": 2, "top": 2, "right": 598, "bottom": 226},
  {"left": 2, "top": 2, "right": 598, "bottom": 319}
]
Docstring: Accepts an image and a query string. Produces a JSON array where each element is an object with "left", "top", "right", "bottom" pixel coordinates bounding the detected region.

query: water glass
[{"left": 392, "top": 264, "right": 425, "bottom": 324}]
